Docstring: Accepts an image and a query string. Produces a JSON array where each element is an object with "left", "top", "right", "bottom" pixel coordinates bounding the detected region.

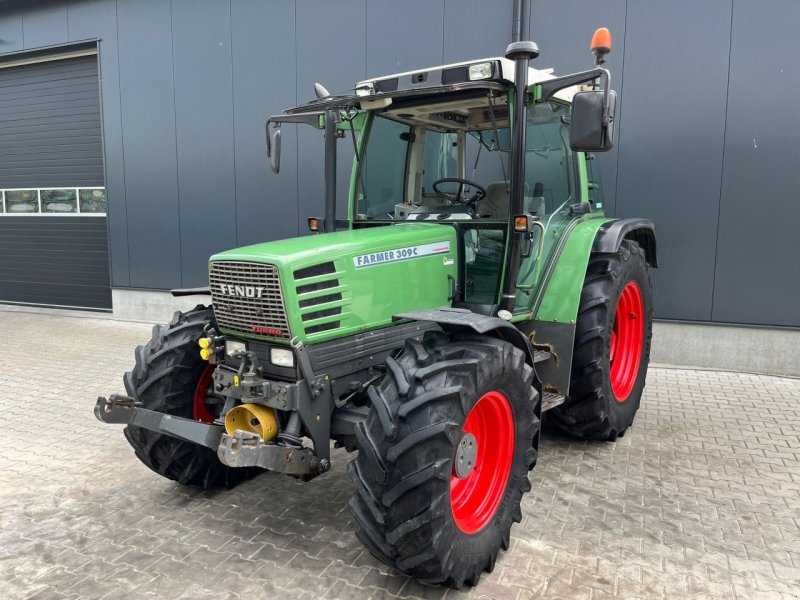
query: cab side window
[{"left": 525, "top": 102, "right": 576, "bottom": 215}]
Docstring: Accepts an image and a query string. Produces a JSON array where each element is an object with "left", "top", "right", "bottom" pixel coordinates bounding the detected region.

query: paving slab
[{"left": 0, "top": 307, "right": 798, "bottom": 599}]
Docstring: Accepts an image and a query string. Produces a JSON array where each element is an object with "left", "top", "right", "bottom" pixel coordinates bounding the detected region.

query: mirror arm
[
  {"left": 265, "top": 112, "right": 325, "bottom": 157},
  {"left": 538, "top": 68, "right": 609, "bottom": 103}
]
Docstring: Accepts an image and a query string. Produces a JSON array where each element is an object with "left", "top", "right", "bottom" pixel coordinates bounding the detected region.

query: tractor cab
[
  {"left": 347, "top": 78, "right": 579, "bottom": 309},
  {"left": 268, "top": 55, "right": 601, "bottom": 314}
]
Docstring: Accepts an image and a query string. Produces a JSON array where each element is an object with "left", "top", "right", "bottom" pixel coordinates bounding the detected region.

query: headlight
[
  {"left": 225, "top": 339, "right": 246, "bottom": 357},
  {"left": 468, "top": 62, "right": 493, "bottom": 80},
  {"left": 270, "top": 347, "right": 295, "bottom": 368}
]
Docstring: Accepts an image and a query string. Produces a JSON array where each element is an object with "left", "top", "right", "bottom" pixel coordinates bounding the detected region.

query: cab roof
[{"left": 285, "top": 56, "right": 577, "bottom": 115}]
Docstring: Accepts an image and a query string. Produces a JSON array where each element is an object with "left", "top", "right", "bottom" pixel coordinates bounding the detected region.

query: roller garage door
[{"left": 0, "top": 48, "right": 111, "bottom": 310}]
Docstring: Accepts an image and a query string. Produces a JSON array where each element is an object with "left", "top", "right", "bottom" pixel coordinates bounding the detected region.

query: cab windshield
[{"left": 352, "top": 98, "right": 577, "bottom": 222}]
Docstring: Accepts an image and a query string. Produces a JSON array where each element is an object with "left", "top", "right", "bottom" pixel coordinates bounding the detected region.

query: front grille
[{"left": 210, "top": 261, "right": 290, "bottom": 339}]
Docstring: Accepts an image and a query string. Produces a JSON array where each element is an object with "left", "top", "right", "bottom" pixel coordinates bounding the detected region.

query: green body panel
[
  {"left": 530, "top": 217, "right": 612, "bottom": 324},
  {"left": 210, "top": 223, "right": 457, "bottom": 345}
]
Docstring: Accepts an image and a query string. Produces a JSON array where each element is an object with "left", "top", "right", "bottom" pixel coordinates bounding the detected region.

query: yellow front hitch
[{"left": 224, "top": 403, "right": 279, "bottom": 442}]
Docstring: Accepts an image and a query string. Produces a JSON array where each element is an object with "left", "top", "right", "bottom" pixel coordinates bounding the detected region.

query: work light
[
  {"left": 468, "top": 62, "right": 493, "bottom": 80},
  {"left": 225, "top": 339, "right": 246, "bottom": 357},
  {"left": 270, "top": 347, "right": 295, "bottom": 368}
]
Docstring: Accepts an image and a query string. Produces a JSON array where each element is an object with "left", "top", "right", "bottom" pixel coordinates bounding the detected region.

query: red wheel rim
[
  {"left": 609, "top": 281, "right": 644, "bottom": 402},
  {"left": 193, "top": 365, "right": 216, "bottom": 423},
  {"left": 450, "top": 390, "right": 515, "bottom": 534}
]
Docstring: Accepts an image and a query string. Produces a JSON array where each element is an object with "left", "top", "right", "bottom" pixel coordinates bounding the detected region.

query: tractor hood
[{"left": 208, "top": 223, "right": 458, "bottom": 344}]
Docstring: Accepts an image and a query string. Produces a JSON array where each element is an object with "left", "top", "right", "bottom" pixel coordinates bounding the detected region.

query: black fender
[
  {"left": 394, "top": 308, "right": 538, "bottom": 367},
  {"left": 592, "top": 218, "right": 658, "bottom": 267}
]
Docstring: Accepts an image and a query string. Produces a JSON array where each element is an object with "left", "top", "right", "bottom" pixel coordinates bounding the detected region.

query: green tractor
[{"left": 95, "top": 13, "right": 655, "bottom": 588}]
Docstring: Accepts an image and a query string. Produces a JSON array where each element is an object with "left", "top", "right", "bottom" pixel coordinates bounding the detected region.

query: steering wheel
[{"left": 432, "top": 178, "right": 487, "bottom": 206}]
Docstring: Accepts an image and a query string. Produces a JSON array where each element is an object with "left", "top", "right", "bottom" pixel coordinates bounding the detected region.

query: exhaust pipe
[{"left": 498, "top": 0, "right": 539, "bottom": 315}]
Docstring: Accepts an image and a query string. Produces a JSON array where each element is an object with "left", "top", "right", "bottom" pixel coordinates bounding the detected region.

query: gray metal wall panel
[
  {"left": 171, "top": 0, "right": 237, "bottom": 287},
  {"left": 443, "top": 0, "right": 512, "bottom": 63},
  {"left": 0, "top": 55, "right": 104, "bottom": 188},
  {"left": 712, "top": 0, "right": 800, "bottom": 327},
  {"left": 0, "top": 2, "right": 23, "bottom": 53},
  {"left": 366, "top": 0, "right": 444, "bottom": 76},
  {"left": 529, "top": 0, "right": 626, "bottom": 216},
  {"left": 615, "top": 0, "right": 732, "bottom": 321},
  {"left": 296, "top": 0, "right": 366, "bottom": 229},
  {"left": 20, "top": 0, "right": 67, "bottom": 48},
  {"left": 67, "top": 0, "right": 130, "bottom": 287},
  {"left": 231, "top": 0, "right": 298, "bottom": 248},
  {"left": 115, "top": 0, "right": 181, "bottom": 289},
  {"left": 0, "top": 216, "right": 111, "bottom": 309}
]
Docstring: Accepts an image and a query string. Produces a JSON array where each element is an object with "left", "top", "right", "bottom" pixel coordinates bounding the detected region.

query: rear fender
[{"left": 593, "top": 218, "right": 658, "bottom": 267}]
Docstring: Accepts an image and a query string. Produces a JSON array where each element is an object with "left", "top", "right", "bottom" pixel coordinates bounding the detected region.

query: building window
[
  {"left": 79, "top": 188, "right": 107, "bottom": 213},
  {"left": 41, "top": 189, "right": 78, "bottom": 213},
  {"left": 5, "top": 190, "right": 40, "bottom": 213},
  {"left": 0, "top": 188, "right": 106, "bottom": 216}
]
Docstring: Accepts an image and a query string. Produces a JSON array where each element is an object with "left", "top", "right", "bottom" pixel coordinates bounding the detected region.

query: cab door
[{"left": 513, "top": 100, "right": 586, "bottom": 312}]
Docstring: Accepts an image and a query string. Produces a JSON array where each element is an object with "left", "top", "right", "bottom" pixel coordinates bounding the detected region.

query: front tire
[
  {"left": 550, "top": 239, "right": 653, "bottom": 441},
  {"left": 123, "top": 306, "right": 260, "bottom": 489},
  {"left": 348, "top": 332, "right": 540, "bottom": 588}
]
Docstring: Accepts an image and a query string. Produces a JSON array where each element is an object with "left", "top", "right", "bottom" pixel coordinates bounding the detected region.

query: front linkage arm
[
  {"left": 94, "top": 395, "right": 322, "bottom": 477},
  {"left": 95, "top": 395, "right": 224, "bottom": 449}
]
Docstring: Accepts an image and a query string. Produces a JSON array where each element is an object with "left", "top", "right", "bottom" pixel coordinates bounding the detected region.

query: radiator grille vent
[
  {"left": 209, "top": 261, "right": 290, "bottom": 339},
  {"left": 294, "top": 261, "right": 342, "bottom": 336}
]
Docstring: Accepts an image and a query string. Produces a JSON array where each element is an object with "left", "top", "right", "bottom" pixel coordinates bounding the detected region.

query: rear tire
[
  {"left": 348, "top": 332, "right": 540, "bottom": 588},
  {"left": 550, "top": 240, "right": 653, "bottom": 441},
  {"left": 123, "top": 306, "right": 260, "bottom": 489}
]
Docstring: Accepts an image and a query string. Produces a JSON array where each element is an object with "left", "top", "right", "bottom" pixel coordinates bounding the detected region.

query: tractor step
[{"left": 541, "top": 392, "right": 566, "bottom": 411}]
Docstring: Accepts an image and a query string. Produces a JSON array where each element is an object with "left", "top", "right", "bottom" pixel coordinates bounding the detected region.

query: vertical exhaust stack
[{"left": 498, "top": 0, "right": 539, "bottom": 315}]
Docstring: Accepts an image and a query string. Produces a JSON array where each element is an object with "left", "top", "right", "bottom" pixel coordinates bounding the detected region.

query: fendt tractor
[{"left": 95, "top": 3, "right": 656, "bottom": 588}]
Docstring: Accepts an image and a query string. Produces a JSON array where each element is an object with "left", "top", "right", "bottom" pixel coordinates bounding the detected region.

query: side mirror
[
  {"left": 268, "top": 127, "right": 281, "bottom": 174},
  {"left": 570, "top": 89, "right": 616, "bottom": 152}
]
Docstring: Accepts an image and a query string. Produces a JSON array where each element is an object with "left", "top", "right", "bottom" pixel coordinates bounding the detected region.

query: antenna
[{"left": 314, "top": 83, "right": 331, "bottom": 99}]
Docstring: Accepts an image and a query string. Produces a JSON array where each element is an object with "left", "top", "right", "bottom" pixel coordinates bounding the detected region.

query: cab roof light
[{"left": 468, "top": 62, "right": 494, "bottom": 81}]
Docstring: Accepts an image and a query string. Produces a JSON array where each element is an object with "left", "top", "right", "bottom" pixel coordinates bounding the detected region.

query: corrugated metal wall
[{"left": 0, "top": 0, "right": 797, "bottom": 327}]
